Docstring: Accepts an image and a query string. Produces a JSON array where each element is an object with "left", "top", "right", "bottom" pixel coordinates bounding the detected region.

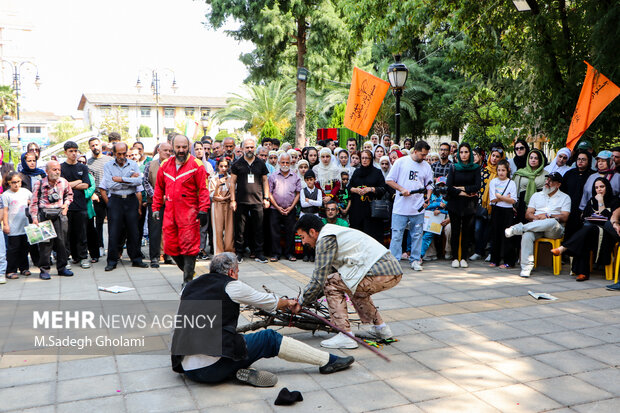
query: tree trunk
[{"left": 295, "top": 17, "right": 307, "bottom": 148}]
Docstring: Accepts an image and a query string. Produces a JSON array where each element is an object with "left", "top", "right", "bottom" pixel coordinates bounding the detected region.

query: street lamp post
[
  {"left": 136, "top": 68, "right": 177, "bottom": 142},
  {"left": 200, "top": 113, "right": 210, "bottom": 140},
  {"left": 0, "top": 59, "right": 41, "bottom": 139},
  {"left": 387, "top": 55, "right": 408, "bottom": 144}
]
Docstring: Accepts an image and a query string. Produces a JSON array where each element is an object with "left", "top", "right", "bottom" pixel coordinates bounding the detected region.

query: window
[
  {"left": 200, "top": 108, "right": 211, "bottom": 117},
  {"left": 140, "top": 107, "right": 151, "bottom": 117},
  {"left": 101, "top": 105, "right": 111, "bottom": 114},
  {"left": 24, "top": 126, "right": 42, "bottom": 134},
  {"left": 0, "top": 125, "right": 5, "bottom": 133},
  {"left": 184, "top": 107, "right": 195, "bottom": 117},
  {"left": 164, "top": 107, "right": 175, "bottom": 118}
]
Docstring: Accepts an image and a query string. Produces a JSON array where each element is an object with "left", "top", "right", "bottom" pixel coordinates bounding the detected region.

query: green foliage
[
  {"left": 138, "top": 124, "right": 152, "bottom": 137},
  {"left": 51, "top": 117, "right": 89, "bottom": 145},
  {"left": 98, "top": 107, "right": 131, "bottom": 141},
  {"left": 0, "top": 85, "right": 16, "bottom": 116},
  {"left": 328, "top": 103, "right": 346, "bottom": 128},
  {"left": 214, "top": 129, "right": 240, "bottom": 143},
  {"left": 259, "top": 119, "right": 282, "bottom": 141},
  {"left": 0, "top": 138, "right": 19, "bottom": 166}
]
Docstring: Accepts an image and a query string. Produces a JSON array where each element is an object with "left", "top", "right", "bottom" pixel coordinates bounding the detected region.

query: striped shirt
[
  {"left": 301, "top": 235, "right": 403, "bottom": 304},
  {"left": 87, "top": 155, "right": 113, "bottom": 188}
]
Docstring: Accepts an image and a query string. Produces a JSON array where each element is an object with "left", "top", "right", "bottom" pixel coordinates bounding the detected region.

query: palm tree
[
  {"left": 215, "top": 80, "right": 296, "bottom": 136},
  {"left": 0, "top": 85, "right": 17, "bottom": 116}
]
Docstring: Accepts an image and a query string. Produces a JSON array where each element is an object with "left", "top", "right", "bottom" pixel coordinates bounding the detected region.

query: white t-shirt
[
  {"left": 1, "top": 188, "right": 32, "bottom": 236},
  {"left": 528, "top": 189, "right": 571, "bottom": 218},
  {"left": 386, "top": 155, "right": 433, "bottom": 215},
  {"left": 489, "top": 178, "right": 517, "bottom": 208}
]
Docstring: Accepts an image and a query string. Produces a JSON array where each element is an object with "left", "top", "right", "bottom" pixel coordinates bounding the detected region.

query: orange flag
[
  {"left": 566, "top": 61, "right": 620, "bottom": 150},
  {"left": 344, "top": 67, "right": 390, "bottom": 136}
]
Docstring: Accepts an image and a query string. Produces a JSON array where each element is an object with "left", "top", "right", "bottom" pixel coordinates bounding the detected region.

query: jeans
[
  {"left": 474, "top": 216, "right": 490, "bottom": 256},
  {"left": 389, "top": 213, "right": 424, "bottom": 262},
  {"left": 0, "top": 231, "right": 6, "bottom": 276},
  {"left": 184, "top": 329, "right": 283, "bottom": 384},
  {"left": 514, "top": 218, "right": 564, "bottom": 270}
]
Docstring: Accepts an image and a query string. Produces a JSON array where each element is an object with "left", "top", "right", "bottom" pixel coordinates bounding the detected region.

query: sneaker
[
  {"left": 65, "top": 263, "right": 71, "bottom": 270},
  {"left": 235, "top": 368, "right": 278, "bottom": 387},
  {"left": 469, "top": 253, "right": 482, "bottom": 261},
  {"left": 425, "top": 255, "right": 438, "bottom": 261},
  {"left": 0, "top": 275, "right": 6, "bottom": 284},
  {"left": 320, "top": 332, "right": 358, "bottom": 349},
  {"left": 58, "top": 269, "right": 74, "bottom": 277},
  {"left": 39, "top": 271, "right": 51, "bottom": 280},
  {"left": 236, "top": 254, "right": 244, "bottom": 263},
  {"left": 460, "top": 259, "right": 468, "bottom": 268},
  {"left": 445, "top": 253, "right": 452, "bottom": 260},
  {"left": 355, "top": 325, "right": 393, "bottom": 340},
  {"left": 80, "top": 259, "right": 91, "bottom": 269},
  {"left": 410, "top": 260, "right": 423, "bottom": 271},
  {"left": 302, "top": 255, "right": 309, "bottom": 262},
  {"left": 505, "top": 224, "right": 524, "bottom": 238},
  {"left": 485, "top": 254, "right": 491, "bottom": 262},
  {"left": 451, "top": 259, "right": 460, "bottom": 268},
  {"left": 255, "top": 255, "right": 268, "bottom": 263},
  {"left": 519, "top": 269, "right": 531, "bottom": 278},
  {"left": 605, "top": 282, "right": 620, "bottom": 291}
]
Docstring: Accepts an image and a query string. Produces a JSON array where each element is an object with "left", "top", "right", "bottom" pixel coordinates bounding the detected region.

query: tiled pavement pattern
[{"left": 1, "top": 253, "right": 619, "bottom": 412}]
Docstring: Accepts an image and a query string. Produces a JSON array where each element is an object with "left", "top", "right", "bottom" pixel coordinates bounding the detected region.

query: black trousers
[
  {"left": 86, "top": 216, "right": 100, "bottom": 260},
  {"left": 137, "top": 201, "right": 147, "bottom": 240},
  {"left": 350, "top": 213, "right": 384, "bottom": 245},
  {"left": 172, "top": 255, "right": 197, "bottom": 284},
  {"left": 65, "top": 210, "right": 88, "bottom": 261},
  {"left": 270, "top": 209, "right": 296, "bottom": 257},
  {"left": 234, "top": 203, "right": 264, "bottom": 255},
  {"left": 93, "top": 199, "right": 107, "bottom": 249},
  {"left": 490, "top": 206, "right": 516, "bottom": 266},
  {"left": 449, "top": 212, "right": 475, "bottom": 260},
  {"left": 7, "top": 234, "right": 29, "bottom": 273},
  {"left": 38, "top": 214, "right": 68, "bottom": 271},
  {"left": 564, "top": 223, "right": 601, "bottom": 277},
  {"left": 107, "top": 195, "right": 142, "bottom": 266},
  {"left": 147, "top": 203, "right": 164, "bottom": 262}
]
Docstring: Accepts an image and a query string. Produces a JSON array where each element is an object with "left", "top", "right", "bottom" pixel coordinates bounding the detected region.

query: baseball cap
[
  {"left": 595, "top": 150, "right": 612, "bottom": 160},
  {"left": 577, "top": 141, "right": 593, "bottom": 150},
  {"left": 546, "top": 172, "right": 563, "bottom": 183},
  {"left": 436, "top": 176, "right": 447, "bottom": 185}
]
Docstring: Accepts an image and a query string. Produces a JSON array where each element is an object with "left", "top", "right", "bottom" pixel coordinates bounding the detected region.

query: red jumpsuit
[{"left": 152, "top": 156, "right": 210, "bottom": 256}]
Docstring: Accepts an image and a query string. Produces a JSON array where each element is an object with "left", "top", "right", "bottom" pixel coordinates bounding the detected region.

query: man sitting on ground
[
  {"left": 171, "top": 252, "right": 354, "bottom": 387},
  {"left": 294, "top": 214, "right": 403, "bottom": 349},
  {"left": 322, "top": 200, "right": 349, "bottom": 227},
  {"left": 505, "top": 172, "right": 571, "bottom": 278}
]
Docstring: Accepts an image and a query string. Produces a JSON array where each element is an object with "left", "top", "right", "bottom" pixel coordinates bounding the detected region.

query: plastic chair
[
  {"left": 613, "top": 243, "right": 620, "bottom": 284},
  {"left": 589, "top": 243, "right": 616, "bottom": 280},
  {"left": 533, "top": 237, "right": 563, "bottom": 275}
]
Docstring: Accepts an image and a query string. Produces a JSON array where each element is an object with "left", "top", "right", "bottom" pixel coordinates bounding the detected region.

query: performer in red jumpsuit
[{"left": 153, "top": 134, "right": 210, "bottom": 286}]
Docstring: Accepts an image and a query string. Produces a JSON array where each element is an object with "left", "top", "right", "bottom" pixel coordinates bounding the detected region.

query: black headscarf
[
  {"left": 20, "top": 153, "right": 46, "bottom": 177},
  {"left": 353, "top": 149, "right": 376, "bottom": 178},
  {"left": 512, "top": 139, "right": 530, "bottom": 170}
]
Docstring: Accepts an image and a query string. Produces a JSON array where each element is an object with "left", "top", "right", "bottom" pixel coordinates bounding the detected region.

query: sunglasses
[
  {"left": 9, "top": 180, "right": 21, "bottom": 184},
  {"left": 515, "top": 146, "right": 526, "bottom": 150}
]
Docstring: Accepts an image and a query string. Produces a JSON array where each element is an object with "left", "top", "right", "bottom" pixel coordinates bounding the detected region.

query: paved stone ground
[{"left": 1, "top": 251, "right": 619, "bottom": 412}]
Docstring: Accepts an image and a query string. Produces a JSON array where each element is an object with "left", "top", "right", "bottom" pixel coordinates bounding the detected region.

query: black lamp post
[
  {"left": 201, "top": 113, "right": 210, "bottom": 139},
  {"left": 136, "top": 68, "right": 177, "bottom": 142},
  {"left": 0, "top": 59, "right": 41, "bottom": 137},
  {"left": 387, "top": 55, "right": 408, "bottom": 144}
]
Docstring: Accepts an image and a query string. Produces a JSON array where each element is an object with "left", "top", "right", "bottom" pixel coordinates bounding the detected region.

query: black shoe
[
  {"left": 310, "top": 256, "right": 315, "bottom": 262},
  {"left": 104, "top": 264, "right": 116, "bottom": 272},
  {"left": 150, "top": 262, "right": 160, "bottom": 268},
  {"left": 255, "top": 255, "right": 268, "bottom": 263},
  {"left": 132, "top": 261, "right": 148, "bottom": 268},
  {"left": 236, "top": 254, "right": 244, "bottom": 263},
  {"left": 303, "top": 255, "right": 309, "bottom": 262},
  {"left": 319, "top": 355, "right": 354, "bottom": 374}
]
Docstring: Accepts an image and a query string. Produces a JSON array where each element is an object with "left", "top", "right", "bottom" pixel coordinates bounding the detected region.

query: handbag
[
  {"left": 475, "top": 204, "right": 489, "bottom": 220},
  {"left": 371, "top": 193, "right": 392, "bottom": 219}
]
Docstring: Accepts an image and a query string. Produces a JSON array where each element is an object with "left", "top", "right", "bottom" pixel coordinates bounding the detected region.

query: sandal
[
  {"left": 20, "top": 270, "right": 31, "bottom": 276},
  {"left": 6, "top": 273, "right": 19, "bottom": 279},
  {"left": 489, "top": 263, "right": 497, "bottom": 267},
  {"left": 499, "top": 264, "right": 512, "bottom": 269},
  {"left": 270, "top": 256, "right": 279, "bottom": 262},
  {"left": 286, "top": 255, "right": 297, "bottom": 262}
]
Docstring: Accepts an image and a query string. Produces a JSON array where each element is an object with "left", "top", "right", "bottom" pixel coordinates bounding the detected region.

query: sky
[{"left": 5, "top": 0, "right": 253, "bottom": 116}]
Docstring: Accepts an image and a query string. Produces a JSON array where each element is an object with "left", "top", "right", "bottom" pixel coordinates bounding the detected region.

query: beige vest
[{"left": 317, "top": 224, "right": 388, "bottom": 293}]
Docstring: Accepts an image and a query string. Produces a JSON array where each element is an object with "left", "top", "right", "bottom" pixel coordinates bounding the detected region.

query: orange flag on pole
[
  {"left": 566, "top": 61, "right": 620, "bottom": 150},
  {"left": 344, "top": 67, "right": 390, "bottom": 136}
]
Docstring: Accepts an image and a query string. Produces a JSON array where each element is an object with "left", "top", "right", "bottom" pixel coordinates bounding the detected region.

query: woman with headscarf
[
  {"left": 446, "top": 142, "right": 481, "bottom": 268},
  {"left": 312, "top": 147, "right": 341, "bottom": 207},
  {"left": 306, "top": 147, "right": 319, "bottom": 169},
  {"left": 513, "top": 149, "right": 546, "bottom": 223},
  {"left": 579, "top": 151, "right": 620, "bottom": 211},
  {"left": 551, "top": 177, "right": 620, "bottom": 281},
  {"left": 362, "top": 141, "right": 373, "bottom": 152},
  {"left": 508, "top": 139, "right": 530, "bottom": 177},
  {"left": 471, "top": 147, "right": 505, "bottom": 260},
  {"left": 561, "top": 150, "right": 594, "bottom": 240},
  {"left": 544, "top": 147, "right": 572, "bottom": 176},
  {"left": 348, "top": 149, "right": 388, "bottom": 243},
  {"left": 373, "top": 145, "right": 386, "bottom": 168},
  {"left": 389, "top": 149, "right": 404, "bottom": 165},
  {"left": 18, "top": 152, "right": 46, "bottom": 192},
  {"left": 402, "top": 138, "right": 413, "bottom": 150},
  {"left": 379, "top": 155, "right": 391, "bottom": 179}
]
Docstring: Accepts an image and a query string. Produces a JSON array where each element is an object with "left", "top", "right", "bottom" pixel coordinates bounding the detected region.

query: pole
[
  {"left": 154, "top": 71, "right": 160, "bottom": 142},
  {"left": 394, "top": 89, "right": 401, "bottom": 145}
]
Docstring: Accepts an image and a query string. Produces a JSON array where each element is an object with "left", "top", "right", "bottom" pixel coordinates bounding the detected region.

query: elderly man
[
  {"left": 100, "top": 142, "right": 148, "bottom": 271},
  {"left": 268, "top": 152, "right": 301, "bottom": 261},
  {"left": 171, "top": 252, "right": 354, "bottom": 386},
  {"left": 230, "top": 138, "right": 270, "bottom": 263},
  {"left": 30, "top": 161, "right": 74, "bottom": 279},
  {"left": 144, "top": 142, "right": 172, "bottom": 267},
  {"left": 222, "top": 137, "right": 236, "bottom": 159},
  {"left": 257, "top": 146, "right": 269, "bottom": 163},
  {"left": 153, "top": 135, "right": 209, "bottom": 286},
  {"left": 294, "top": 214, "right": 403, "bottom": 349},
  {"left": 505, "top": 172, "right": 571, "bottom": 278}
]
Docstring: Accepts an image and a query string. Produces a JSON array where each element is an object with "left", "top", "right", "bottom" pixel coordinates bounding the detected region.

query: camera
[{"left": 48, "top": 191, "right": 60, "bottom": 203}]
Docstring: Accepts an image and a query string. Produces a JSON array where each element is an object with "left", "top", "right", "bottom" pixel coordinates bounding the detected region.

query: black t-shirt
[
  {"left": 61, "top": 162, "right": 91, "bottom": 211},
  {"left": 230, "top": 157, "right": 269, "bottom": 205}
]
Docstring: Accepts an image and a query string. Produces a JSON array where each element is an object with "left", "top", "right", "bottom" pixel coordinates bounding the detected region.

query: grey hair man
[{"left": 171, "top": 252, "right": 354, "bottom": 386}]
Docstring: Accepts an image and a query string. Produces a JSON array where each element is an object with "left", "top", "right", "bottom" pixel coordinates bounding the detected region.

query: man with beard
[
  {"left": 230, "top": 138, "right": 270, "bottom": 263},
  {"left": 100, "top": 142, "right": 148, "bottom": 271},
  {"left": 504, "top": 172, "right": 571, "bottom": 278},
  {"left": 87, "top": 137, "right": 112, "bottom": 257},
  {"left": 153, "top": 134, "right": 210, "bottom": 286},
  {"left": 431, "top": 142, "right": 453, "bottom": 178},
  {"left": 222, "top": 137, "right": 236, "bottom": 159}
]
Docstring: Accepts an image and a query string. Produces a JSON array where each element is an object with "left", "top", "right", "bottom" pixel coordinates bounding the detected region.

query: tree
[
  {"left": 50, "top": 117, "right": 88, "bottom": 145},
  {"left": 0, "top": 85, "right": 17, "bottom": 116},
  {"left": 215, "top": 80, "right": 295, "bottom": 136},
  {"left": 138, "top": 125, "right": 152, "bottom": 137},
  {"left": 328, "top": 102, "right": 346, "bottom": 128},
  {"left": 259, "top": 119, "right": 282, "bottom": 141},
  {"left": 98, "top": 107, "right": 130, "bottom": 141},
  {"left": 203, "top": 0, "right": 359, "bottom": 147}
]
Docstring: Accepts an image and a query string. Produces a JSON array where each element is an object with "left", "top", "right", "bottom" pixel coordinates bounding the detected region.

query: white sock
[
  {"left": 374, "top": 323, "right": 387, "bottom": 330},
  {"left": 278, "top": 336, "right": 330, "bottom": 367}
]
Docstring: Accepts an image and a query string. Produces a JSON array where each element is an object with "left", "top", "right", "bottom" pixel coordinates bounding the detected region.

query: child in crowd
[
  {"left": 297, "top": 159, "right": 310, "bottom": 188},
  {"left": 209, "top": 157, "right": 234, "bottom": 255},
  {"left": 299, "top": 170, "right": 322, "bottom": 262},
  {"left": 488, "top": 159, "right": 517, "bottom": 268},
  {"left": 0, "top": 200, "right": 6, "bottom": 284},
  {"left": 1, "top": 172, "right": 32, "bottom": 279},
  {"left": 421, "top": 176, "right": 449, "bottom": 261},
  {"left": 337, "top": 171, "right": 351, "bottom": 218}
]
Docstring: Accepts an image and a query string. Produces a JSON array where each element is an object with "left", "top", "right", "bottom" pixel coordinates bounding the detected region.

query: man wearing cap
[
  {"left": 504, "top": 172, "right": 571, "bottom": 278},
  {"left": 579, "top": 150, "right": 620, "bottom": 211}
]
